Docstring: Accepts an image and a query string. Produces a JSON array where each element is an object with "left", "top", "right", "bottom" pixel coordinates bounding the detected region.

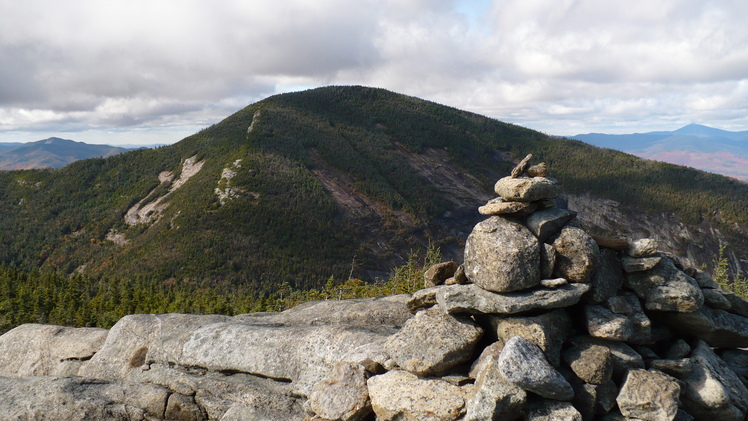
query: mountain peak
[{"left": 672, "top": 123, "right": 729, "bottom": 137}]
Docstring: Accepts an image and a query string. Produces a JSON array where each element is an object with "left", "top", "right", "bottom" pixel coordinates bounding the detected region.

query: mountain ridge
[
  {"left": 0, "top": 86, "right": 746, "bottom": 292},
  {"left": 0, "top": 137, "right": 129, "bottom": 170}
]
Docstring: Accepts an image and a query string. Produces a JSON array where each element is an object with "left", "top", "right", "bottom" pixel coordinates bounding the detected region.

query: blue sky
[{"left": 2, "top": 0, "right": 748, "bottom": 145}]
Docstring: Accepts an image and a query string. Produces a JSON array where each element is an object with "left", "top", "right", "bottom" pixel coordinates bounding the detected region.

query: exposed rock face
[{"left": 3, "top": 155, "right": 748, "bottom": 421}]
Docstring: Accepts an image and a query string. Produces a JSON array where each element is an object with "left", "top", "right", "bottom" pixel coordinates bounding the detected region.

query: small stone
[
  {"left": 540, "top": 278, "right": 567, "bottom": 288},
  {"left": 627, "top": 238, "right": 659, "bottom": 257},
  {"left": 625, "top": 258, "right": 704, "bottom": 313},
  {"left": 617, "top": 369, "right": 681, "bottom": 421},
  {"left": 308, "top": 363, "right": 371, "bottom": 421},
  {"left": 525, "top": 207, "right": 577, "bottom": 243},
  {"left": 666, "top": 338, "right": 692, "bottom": 360},
  {"left": 498, "top": 336, "right": 574, "bottom": 401},
  {"left": 621, "top": 256, "right": 662, "bottom": 273},
  {"left": 650, "top": 358, "right": 693, "bottom": 378},
  {"left": 478, "top": 197, "right": 537, "bottom": 216},
  {"left": 592, "top": 235, "right": 629, "bottom": 251},
  {"left": 539, "top": 243, "right": 556, "bottom": 279},
  {"left": 406, "top": 286, "right": 442, "bottom": 313},
  {"left": 526, "top": 400, "right": 581, "bottom": 421},
  {"left": 563, "top": 342, "right": 614, "bottom": 385},
  {"left": 568, "top": 336, "right": 645, "bottom": 380},
  {"left": 687, "top": 268, "right": 719, "bottom": 289},
  {"left": 586, "top": 249, "right": 625, "bottom": 304},
  {"left": 464, "top": 344, "right": 527, "bottom": 421},
  {"left": 424, "top": 262, "right": 458, "bottom": 288},
  {"left": 702, "top": 288, "right": 732, "bottom": 310},
  {"left": 585, "top": 305, "right": 633, "bottom": 341},
  {"left": 526, "top": 162, "right": 548, "bottom": 178},
  {"left": 491, "top": 309, "right": 571, "bottom": 367},
  {"left": 511, "top": 153, "right": 533, "bottom": 177}
]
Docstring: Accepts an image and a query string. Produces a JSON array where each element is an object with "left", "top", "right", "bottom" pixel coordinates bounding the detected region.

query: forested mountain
[
  {"left": 1, "top": 86, "right": 746, "bottom": 296},
  {"left": 571, "top": 124, "right": 748, "bottom": 181},
  {"left": 0, "top": 137, "right": 129, "bottom": 170}
]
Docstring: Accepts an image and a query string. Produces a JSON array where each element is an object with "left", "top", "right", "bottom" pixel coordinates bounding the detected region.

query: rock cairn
[
  {"left": 1, "top": 154, "right": 747, "bottom": 420},
  {"left": 309, "top": 154, "right": 748, "bottom": 421}
]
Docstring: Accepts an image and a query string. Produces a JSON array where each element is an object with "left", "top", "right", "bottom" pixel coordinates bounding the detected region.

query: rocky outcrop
[{"left": 2, "top": 155, "right": 748, "bottom": 420}]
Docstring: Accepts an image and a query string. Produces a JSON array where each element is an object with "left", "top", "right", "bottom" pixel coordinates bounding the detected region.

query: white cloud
[{"left": 2, "top": 0, "right": 748, "bottom": 144}]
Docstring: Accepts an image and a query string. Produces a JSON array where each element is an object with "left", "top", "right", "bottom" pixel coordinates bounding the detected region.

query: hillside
[
  {"left": 571, "top": 124, "right": 748, "bottom": 181},
  {"left": 0, "top": 86, "right": 747, "bottom": 295},
  {"left": 0, "top": 137, "right": 129, "bottom": 170}
]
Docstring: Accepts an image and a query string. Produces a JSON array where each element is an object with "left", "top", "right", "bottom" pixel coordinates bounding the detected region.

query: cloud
[{"left": 1, "top": 0, "right": 748, "bottom": 143}]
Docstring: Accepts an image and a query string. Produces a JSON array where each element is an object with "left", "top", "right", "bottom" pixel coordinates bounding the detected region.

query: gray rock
[
  {"left": 445, "top": 264, "right": 469, "bottom": 285},
  {"left": 498, "top": 336, "right": 574, "bottom": 401},
  {"left": 383, "top": 306, "right": 483, "bottom": 376},
  {"left": 540, "top": 277, "right": 567, "bottom": 288},
  {"left": 525, "top": 207, "right": 577, "bottom": 242},
  {"left": 586, "top": 249, "right": 624, "bottom": 303},
  {"left": 563, "top": 342, "right": 613, "bottom": 385},
  {"left": 511, "top": 153, "right": 533, "bottom": 177},
  {"left": 568, "top": 336, "right": 645, "bottom": 380},
  {"left": 666, "top": 338, "right": 692, "bottom": 359},
  {"left": 407, "top": 286, "right": 443, "bottom": 313},
  {"left": 424, "top": 261, "right": 458, "bottom": 288},
  {"left": 721, "top": 289, "right": 748, "bottom": 318},
  {"left": 494, "top": 176, "right": 561, "bottom": 202},
  {"left": 656, "top": 305, "right": 748, "bottom": 347},
  {"left": 0, "top": 375, "right": 174, "bottom": 420},
  {"left": 539, "top": 243, "right": 557, "bottom": 279},
  {"left": 585, "top": 305, "right": 633, "bottom": 341},
  {"left": 650, "top": 358, "right": 693, "bottom": 378},
  {"left": 607, "top": 292, "right": 653, "bottom": 344},
  {"left": 621, "top": 256, "right": 662, "bottom": 273},
  {"left": 570, "top": 379, "right": 619, "bottom": 420},
  {"left": 479, "top": 198, "right": 537, "bottom": 216},
  {"left": 437, "top": 283, "right": 590, "bottom": 315},
  {"left": 491, "top": 309, "right": 571, "bottom": 367},
  {"left": 720, "top": 349, "right": 748, "bottom": 381},
  {"left": 681, "top": 340, "right": 748, "bottom": 421},
  {"left": 628, "top": 238, "right": 659, "bottom": 257},
  {"left": 625, "top": 258, "right": 704, "bottom": 313},
  {"left": 220, "top": 404, "right": 304, "bottom": 421},
  {"left": 465, "top": 345, "right": 527, "bottom": 421},
  {"left": 0, "top": 324, "right": 108, "bottom": 378},
  {"left": 688, "top": 268, "right": 720, "bottom": 289},
  {"left": 469, "top": 341, "right": 504, "bottom": 380},
  {"left": 526, "top": 400, "right": 582, "bottom": 421},
  {"left": 166, "top": 393, "right": 205, "bottom": 421},
  {"left": 339, "top": 340, "right": 391, "bottom": 373},
  {"left": 526, "top": 162, "right": 548, "bottom": 177},
  {"left": 702, "top": 288, "right": 732, "bottom": 311},
  {"left": 308, "top": 363, "right": 371, "bottom": 421},
  {"left": 616, "top": 369, "right": 681, "bottom": 421},
  {"left": 464, "top": 216, "right": 541, "bottom": 293},
  {"left": 367, "top": 370, "right": 471, "bottom": 421},
  {"left": 551, "top": 226, "right": 601, "bottom": 283}
]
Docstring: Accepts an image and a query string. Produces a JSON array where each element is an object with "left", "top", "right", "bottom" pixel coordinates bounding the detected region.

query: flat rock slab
[
  {"left": 655, "top": 305, "right": 748, "bottom": 348},
  {"left": 498, "top": 336, "right": 574, "bottom": 401},
  {"left": 0, "top": 324, "right": 108, "bottom": 378},
  {"left": 383, "top": 306, "right": 483, "bottom": 376},
  {"left": 464, "top": 216, "right": 541, "bottom": 293},
  {"left": 494, "top": 176, "right": 560, "bottom": 202},
  {"left": 436, "top": 283, "right": 590, "bottom": 315},
  {"left": 368, "top": 370, "right": 471, "bottom": 421},
  {"left": 479, "top": 198, "right": 537, "bottom": 216},
  {"left": 525, "top": 207, "right": 577, "bottom": 242}
]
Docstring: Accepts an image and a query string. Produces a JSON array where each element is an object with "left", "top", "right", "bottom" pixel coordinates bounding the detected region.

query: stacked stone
[{"left": 307, "top": 154, "right": 748, "bottom": 421}]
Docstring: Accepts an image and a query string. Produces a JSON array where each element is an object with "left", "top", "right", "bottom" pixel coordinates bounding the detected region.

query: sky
[{"left": 2, "top": 0, "right": 748, "bottom": 146}]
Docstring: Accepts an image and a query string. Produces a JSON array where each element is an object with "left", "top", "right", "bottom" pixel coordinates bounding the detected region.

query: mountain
[
  {"left": 0, "top": 137, "right": 129, "bottom": 170},
  {"left": 0, "top": 86, "right": 747, "bottom": 294},
  {"left": 570, "top": 124, "right": 748, "bottom": 181}
]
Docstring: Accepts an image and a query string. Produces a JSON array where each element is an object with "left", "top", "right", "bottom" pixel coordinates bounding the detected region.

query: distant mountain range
[
  {"left": 0, "top": 138, "right": 129, "bottom": 170},
  {"left": 570, "top": 124, "right": 748, "bottom": 182}
]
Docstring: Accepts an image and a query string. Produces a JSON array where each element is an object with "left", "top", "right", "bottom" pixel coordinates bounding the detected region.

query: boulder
[
  {"left": 681, "top": 340, "right": 748, "bottom": 421},
  {"left": 383, "top": 306, "right": 483, "bottom": 376},
  {"left": 424, "top": 262, "right": 458, "bottom": 288},
  {"left": 525, "top": 207, "right": 577, "bottom": 242},
  {"left": 308, "top": 363, "right": 371, "bottom": 421},
  {"left": 568, "top": 336, "right": 644, "bottom": 380},
  {"left": 498, "top": 336, "right": 574, "bottom": 401},
  {"left": 437, "top": 283, "right": 590, "bottom": 315},
  {"left": 616, "top": 369, "right": 681, "bottom": 421},
  {"left": 465, "top": 346, "right": 527, "bottom": 421},
  {"left": 464, "top": 216, "right": 541, "bottom": 293},
  {"left": 628, "top": 238, "right": 659, "bottom": 257},
  {"left": 494, "top": 176, "right": 561, "bottom": 202},
  {"left": 625, "top": 258, "right": 704, "bottom": 313},
  {"left": 586, "top": 249, "right": 624, "bottom": 303},
  {"left": 0, "top": 375, "right": 175, "bottom": 420},
  {"left": 367, "top": 370, "right": 471, "bottom": 421},
  {"left": 490, "top": 309, "right": 571, "bottom": 367},
  {"left": 0, "top": 324, "right": 108, "bottom": 378},
  {"left": 526, "top": 400, "right": 582, "bottom": 421},
  {"left": 551, "top": 226, "right": 601, "bottom": 283},
  {"left": 655, "top": 306, "right": 748, "bottom": 347}
]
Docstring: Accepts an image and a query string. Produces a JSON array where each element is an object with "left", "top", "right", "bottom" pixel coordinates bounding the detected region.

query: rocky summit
[{"left": 1, "top": 155, "right": 748, "bottom": 420}]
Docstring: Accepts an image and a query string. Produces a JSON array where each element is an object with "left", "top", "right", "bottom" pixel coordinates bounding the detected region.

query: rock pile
[{"left": 0, "top": 154, "right": 747, "bottom": 420}]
